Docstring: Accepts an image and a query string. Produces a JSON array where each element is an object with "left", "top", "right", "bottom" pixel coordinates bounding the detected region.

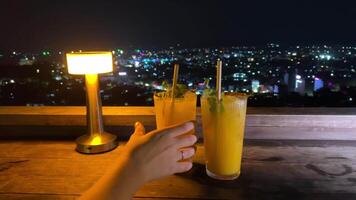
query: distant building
[
  {"left": 330, "top": 83, "right": 340, "bottom": 92},
  {"left": 273, "top": 85, "right": 279, "bottom": 93},
  {"left": 314, "top": 77, "right": 324, "bottom": 91},
  {"left": 295, "top": 75, "right": 305, "bottom": 94},
  {"left": 284, "top": 69, "right": 297, "bottom": 92},
  {"left": 259, "top": 84, "right": 273, "bottom": 93},
  {"left": 251, "top": 80, "right": 260, "bottom": 93},
  {"left": 233, "top": 73, "right": 246, "bottom": 81},
  {"left": 18, "top": 58, "right": 34, "bottom": 66},
  {"left": 305, "top": 78, "right": 314, "bottom": 96},
  {"left": 283, "top": 72, "right": 289, "bottom": 85}
]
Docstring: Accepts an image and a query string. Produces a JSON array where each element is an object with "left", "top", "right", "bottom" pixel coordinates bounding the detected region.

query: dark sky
[{"left": 1, "top": 0, "right": 356, "bottom": 51}]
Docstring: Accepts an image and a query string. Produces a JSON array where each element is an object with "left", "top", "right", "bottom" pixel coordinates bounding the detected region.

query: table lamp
[{"left": 66, "top": 51, "right": 118, "bottom": 154}]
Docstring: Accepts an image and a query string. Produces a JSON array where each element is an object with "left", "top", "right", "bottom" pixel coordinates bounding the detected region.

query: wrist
[{"left": 115, "top": 152, "right": 147, "bottom": 190}]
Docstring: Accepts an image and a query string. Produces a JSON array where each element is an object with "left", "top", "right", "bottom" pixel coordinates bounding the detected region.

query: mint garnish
[
  {"left": 203, "top": 88, "right": 224, "bottom": 113},
  {"left": 159, "top": 81, "right": 189, "bottom": 98}
]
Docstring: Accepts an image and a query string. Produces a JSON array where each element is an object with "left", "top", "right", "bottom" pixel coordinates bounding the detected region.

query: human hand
[
  {"left": 123, "top": 121, "right": 197, "bottom": 184},
  {"left": 79, "top": 121, "right": 197, "bottom": 200}
]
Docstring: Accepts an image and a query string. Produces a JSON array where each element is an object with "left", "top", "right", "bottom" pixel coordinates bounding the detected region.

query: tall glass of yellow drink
[
  {"left": 154, "top": 91, "right": 197, "bottom": 130},
  {"left": 201, "top": 92, "right": 248, "bottom": 180}
]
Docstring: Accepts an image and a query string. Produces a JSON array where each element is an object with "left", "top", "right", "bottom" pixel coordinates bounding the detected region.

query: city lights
[{"left": 1, "top": 44, "right": 356, "bottom": 106}]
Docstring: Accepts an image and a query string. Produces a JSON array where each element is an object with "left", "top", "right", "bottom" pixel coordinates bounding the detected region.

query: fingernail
[
  {"left": 190, "top": 135, "right": 197, "bottom": 143},
  {"left": 185, "top": 121, "right": 194, "bottom": 129},
  {"left": 189, "top": 147, "right": 196, "bottom": 155},
  {"left": 135, "top": 122, "right": 140, "bottom": 128}
]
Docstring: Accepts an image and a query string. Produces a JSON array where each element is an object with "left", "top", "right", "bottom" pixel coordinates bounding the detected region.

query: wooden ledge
[{"left": 0, "top": 106, "right": 356, "bottom": 128}]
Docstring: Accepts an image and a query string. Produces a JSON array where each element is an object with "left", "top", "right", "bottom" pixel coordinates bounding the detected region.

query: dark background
[{"left": 1, "top": 0, "right": 356, "bottom": 51}]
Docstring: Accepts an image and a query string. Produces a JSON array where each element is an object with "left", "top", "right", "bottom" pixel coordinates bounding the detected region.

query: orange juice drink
[
  {"left": 154, "top": 91, "right": 197, "bottom": 129},
  {"left": 201, "top": 92, "right": 248, "bottom": 180}
]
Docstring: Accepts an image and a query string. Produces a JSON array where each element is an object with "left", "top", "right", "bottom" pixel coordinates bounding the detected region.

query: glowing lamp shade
[{"left": 66, "top": 52, "right": 113, "bottom": 75}]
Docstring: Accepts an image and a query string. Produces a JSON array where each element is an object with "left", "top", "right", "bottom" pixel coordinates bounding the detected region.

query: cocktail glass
[{"left": 201, "top": 92, "right": 248, "bottom": 180}]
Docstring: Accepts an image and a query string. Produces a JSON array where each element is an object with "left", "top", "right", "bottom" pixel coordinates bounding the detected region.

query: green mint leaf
[
  {"left": 160, "top": 81, "right": 188, "bottom": 98},
  {"left": 203, "top": 88, "right": 224, "bottom": 113}
]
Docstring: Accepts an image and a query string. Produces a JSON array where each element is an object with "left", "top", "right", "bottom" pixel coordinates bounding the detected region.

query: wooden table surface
[{"left": 0, "top": 140, "right": 356, "bottom": 200}]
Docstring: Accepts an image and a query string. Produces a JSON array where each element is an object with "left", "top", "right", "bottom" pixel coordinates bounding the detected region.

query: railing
[{"left": 0, "top": 106, "right": 356, "bottom": 140}]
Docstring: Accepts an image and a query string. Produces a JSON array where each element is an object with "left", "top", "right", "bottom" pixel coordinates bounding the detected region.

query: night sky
[{"left": 1, "top": 0, "right": 356, "bottom": 51}]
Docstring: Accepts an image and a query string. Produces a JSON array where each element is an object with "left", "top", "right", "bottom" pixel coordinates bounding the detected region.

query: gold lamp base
[{"left": 76, "top": 132, "right": 118, "bottom": 154}]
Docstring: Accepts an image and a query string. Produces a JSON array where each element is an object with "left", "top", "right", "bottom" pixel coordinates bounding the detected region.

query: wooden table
[{"left": 0, "top": 140, "right": 356, "bottom": 200}]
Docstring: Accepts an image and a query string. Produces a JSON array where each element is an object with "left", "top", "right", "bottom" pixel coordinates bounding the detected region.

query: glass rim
[
  {"left": 201, "top": 92, "right": 250, "bottom": 99},
  {"left": 154, "top": 90, "right": 197, "bottom": 99}
]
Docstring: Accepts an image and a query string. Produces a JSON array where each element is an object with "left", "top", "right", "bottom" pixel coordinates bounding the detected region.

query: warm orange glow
[
  {"left": 91, "top": 135, "right": 102, "bottom": 145},
  {"left": 85, "top": 74, "right": 98, "bottom": 85},
  {"left": 66, "top": 52, "right": 113, "bottom": 75}
]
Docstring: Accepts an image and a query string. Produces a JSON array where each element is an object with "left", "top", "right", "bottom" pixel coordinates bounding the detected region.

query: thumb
[{"left": 133, "top": 121, "right": 146, "bottom": 136}]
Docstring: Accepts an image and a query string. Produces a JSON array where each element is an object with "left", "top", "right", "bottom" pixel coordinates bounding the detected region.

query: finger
[
  {"left": 167, "top": 122, "right": 195, "bottom": 138},
  {"left": 174, "top": 134, "right": 197, "bottom": 149},
  {"left": 175, "top": 147, "right": 196, "bottom": 161},
  {"left": 173, "top": 162, "right": 193, "bottom": 173},
  {"left": 133, "top": 121, "right": 146, "bottom": 136},
  {"left": 148, "top": 121, "right": 194, "bottom": 139}
]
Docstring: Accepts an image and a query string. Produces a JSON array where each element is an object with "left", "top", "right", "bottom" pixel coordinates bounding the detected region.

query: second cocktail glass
[
  {"left": 154, "top": 91, "right": 197, "bottom": 129},
  {"left": 153, "top": 64, "right": 197, "bottom": 130},
  {"left": 201, "top": 92, "right": 248, "bottom": 180}
]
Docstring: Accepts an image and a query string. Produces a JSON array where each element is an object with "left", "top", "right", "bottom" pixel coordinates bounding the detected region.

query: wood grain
[
  {"left": 0, "top": 194, "right": 77, "bottom": 200},
  {"left": 0, "top": 141, "right": 356, "bottom": 199}
]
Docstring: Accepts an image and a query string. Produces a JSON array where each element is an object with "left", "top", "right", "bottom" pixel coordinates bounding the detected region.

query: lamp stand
[{"left": 75, "top": 74, "right": 118, "bottom": 154}]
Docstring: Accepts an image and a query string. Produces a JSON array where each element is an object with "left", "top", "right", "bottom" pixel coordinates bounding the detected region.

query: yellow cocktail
[
  {"left": 201, "top": 92, "right": 248, "bottom": 180},
  {"left": 154, "top": 91, "right": 197, "bottom": 129}
]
